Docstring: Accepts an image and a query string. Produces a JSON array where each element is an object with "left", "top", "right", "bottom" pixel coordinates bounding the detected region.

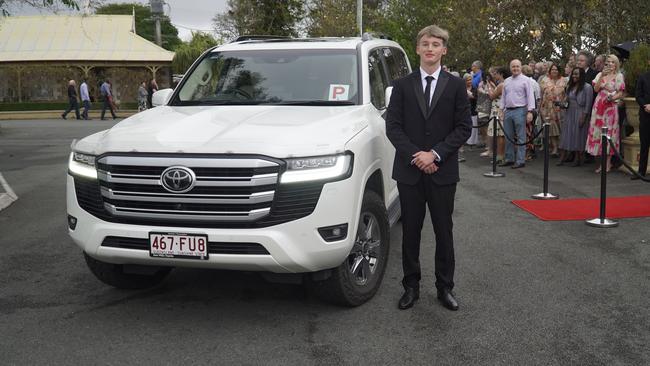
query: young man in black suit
[{"left": 386, "top": 25, "right": 472, "bottom": 311}]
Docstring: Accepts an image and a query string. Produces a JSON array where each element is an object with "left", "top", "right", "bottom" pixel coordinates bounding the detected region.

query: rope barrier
[
  {"left": 483, "top": 116, "right": 505, "bottom": 177},
  {"left": 607, "top": 138, "right": 650, "bottom": 182},
  {"left": 471, "top": 117, "right": 493, "bottom": 129},
  {"left": 497, "top": 118, "right": 544, "bottom": 146}
]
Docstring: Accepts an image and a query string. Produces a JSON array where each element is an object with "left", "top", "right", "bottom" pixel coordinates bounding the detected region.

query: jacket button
[{"left": 425, "top": 131, "right": 431, "bottom": 136}]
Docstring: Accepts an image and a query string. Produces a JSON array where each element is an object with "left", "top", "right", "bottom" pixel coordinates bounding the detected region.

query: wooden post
[
  {"left": 146, "top": 65, "right": 160, "bottom": 80},
  {"left": 78, "top": 65, "right": 94, "bottom": 78},
  {"left": 14, "top": 66, "right": 25, "bottom": 103}
]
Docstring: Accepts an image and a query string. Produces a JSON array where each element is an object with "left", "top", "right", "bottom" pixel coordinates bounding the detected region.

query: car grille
[
  {"left": 73, "top": 154, "right": 323, "bottom": 228},
  {"left": 101, "top": 236, "right": 270, "bottom": 255}
]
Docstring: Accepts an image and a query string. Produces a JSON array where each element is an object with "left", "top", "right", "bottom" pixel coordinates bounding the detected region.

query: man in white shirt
[{"left": 79, "top": 78, "right": 91, "bottom": 120}]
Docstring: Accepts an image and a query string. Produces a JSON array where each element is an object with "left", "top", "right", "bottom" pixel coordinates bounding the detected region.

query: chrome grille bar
[
  {"left": 105, "top": 204, "right": 271, "bottom": 222},
  {"left": 101, "top": 187, "right": 274, "bottom": 204},
  {"left": 98, "top": 171, "right": 278, "bottom": 187},
  {"left": 98, "top": 156, "right": 278, "bottom": 168}
]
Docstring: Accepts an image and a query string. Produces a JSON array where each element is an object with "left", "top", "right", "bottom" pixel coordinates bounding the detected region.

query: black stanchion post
[
  {"left": 586, "top": 126, "right": 618, "bottom": 227},
  {"left": 483, "top": 116, "right": 505, "bottom": 178},
  {"left": 532, "top": 122, "right": 558, "bottom": 199}
]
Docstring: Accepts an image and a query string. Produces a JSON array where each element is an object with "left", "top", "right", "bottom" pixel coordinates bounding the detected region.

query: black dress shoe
[
  {"left": 511, "top": 162, "right": 525, "bottom": 169},
  {"left": 498, "top": 161, "right": 514, "bottom": 167},
  {"left": 398, "top": 287, "right": 419, "bottom": 310},
  {"left": 631, "top": 174, "right": 644, "bottom": 180},
  {"left": 437, "top": 289, "right": 459, "bottom": 311}
]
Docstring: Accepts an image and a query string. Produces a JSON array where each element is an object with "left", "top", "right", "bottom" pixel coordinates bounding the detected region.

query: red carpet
[{"left": 512, "top": 195, "right": 650, "bottom": 221}]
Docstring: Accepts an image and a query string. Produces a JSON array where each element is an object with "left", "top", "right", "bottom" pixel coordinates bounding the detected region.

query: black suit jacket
[
  {"left": 585, "top": 67, "right": 598, "bottom": 86},
  {"left": 636, "top": 71, "right": 650, "bottom": 114},
  {"left": 386, "top": 70, "right": 472, "bottom": 186}
]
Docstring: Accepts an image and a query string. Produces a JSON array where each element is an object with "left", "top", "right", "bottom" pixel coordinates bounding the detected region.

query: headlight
[
  {"left": 68, "top": 152, "right": 97, "bottom": 179},
  {"left": 280, "top": 153, "right": 353, "bottom": 184}
]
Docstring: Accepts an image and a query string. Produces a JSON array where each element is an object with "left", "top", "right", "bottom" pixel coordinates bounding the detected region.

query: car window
[
  {"left": 368, "top": 49, "right": 389, "bottom": 109},
  {"left": 173, "top": 49, "right": 359, "bottom": 106},
  {"left": 383, "top": 47, "right": 410, "bottom": 83}
]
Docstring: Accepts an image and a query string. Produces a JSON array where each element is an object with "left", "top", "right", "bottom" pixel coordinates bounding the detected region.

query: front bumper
[{"left": 67, "top": 175, "right": 360, "bottom": 273}]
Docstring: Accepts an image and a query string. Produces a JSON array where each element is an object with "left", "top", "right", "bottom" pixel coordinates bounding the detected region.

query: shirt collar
[{"left": 420, "top": 66, "right": 442, "bottom": 81}]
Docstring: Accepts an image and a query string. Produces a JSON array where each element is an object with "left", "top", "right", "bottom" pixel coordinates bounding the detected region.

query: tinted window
[
  {"left": 383, "top": 47, "right": 410, "bottom": 82},
  {"left": 368, "top": 49, "right": 389, "bottom": 109}
]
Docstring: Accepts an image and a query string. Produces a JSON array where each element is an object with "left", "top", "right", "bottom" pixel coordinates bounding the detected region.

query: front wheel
[
  {"left": 313, "top": 191, "right": 390, "bottom": 306},
  {"left": 84, "top": 253, "right": 171, "bottom": 289}
]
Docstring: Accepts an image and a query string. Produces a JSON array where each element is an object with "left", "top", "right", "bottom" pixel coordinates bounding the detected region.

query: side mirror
[
  {"left": 152, "top": 88, "right": 174, "bottom": 107},
  {"left": 384, "top": 86, "right": 393, "bottom": 109}
]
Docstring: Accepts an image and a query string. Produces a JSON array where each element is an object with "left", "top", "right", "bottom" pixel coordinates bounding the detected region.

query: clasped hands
[{"left": 411, "top": 151, "right": 438, "bottom": 174}]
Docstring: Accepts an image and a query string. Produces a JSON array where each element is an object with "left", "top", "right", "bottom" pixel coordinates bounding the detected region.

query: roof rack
[{"left": 232, "top": 35, "right": 291, "bottom": 43}]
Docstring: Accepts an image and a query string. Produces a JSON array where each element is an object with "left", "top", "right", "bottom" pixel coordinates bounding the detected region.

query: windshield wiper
[{"left": 268, "top": 100, "right": 356, "bottom": 106}]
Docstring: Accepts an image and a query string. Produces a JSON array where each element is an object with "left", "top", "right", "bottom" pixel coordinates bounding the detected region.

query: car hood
[{"left": 75, "top": 105, "right": 370, "bottom": 158}]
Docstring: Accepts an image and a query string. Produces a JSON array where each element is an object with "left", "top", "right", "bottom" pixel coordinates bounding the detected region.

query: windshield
[{"left": 172, "top": 49, "right": 359, "bottom": 106}]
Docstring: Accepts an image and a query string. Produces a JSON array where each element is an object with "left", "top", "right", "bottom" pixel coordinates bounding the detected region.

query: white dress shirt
[{"left": 420, "top": 66, "right": 442, "bottom": 105}]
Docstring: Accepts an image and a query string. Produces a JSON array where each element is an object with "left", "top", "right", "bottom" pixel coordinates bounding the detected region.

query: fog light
[
  {"left": 318, "top": 223, "right": 348, "bottom": 242},
  {"left": 68, "top": 215, "right": 77, "bottom": 230}
]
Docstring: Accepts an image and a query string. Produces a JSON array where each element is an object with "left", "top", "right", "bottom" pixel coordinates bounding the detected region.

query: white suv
[{"left": 67, "top": 36, "right": 411, "bottom": 306}]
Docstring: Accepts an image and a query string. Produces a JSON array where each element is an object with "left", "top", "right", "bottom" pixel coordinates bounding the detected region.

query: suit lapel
[
  {"left": 427, "top": 71, "right": 448, "bottom": 119},
  {"left": 410, "top": 71, "right": 428, "bottom": 119}
]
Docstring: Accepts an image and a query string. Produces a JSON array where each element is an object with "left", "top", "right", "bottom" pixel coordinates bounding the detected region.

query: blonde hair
[
  {"left": 606, "top": 54, "right": 620, "bottom": 71},
  {"left": 416, "top": 25, "right": 449, "bottom": 47}
]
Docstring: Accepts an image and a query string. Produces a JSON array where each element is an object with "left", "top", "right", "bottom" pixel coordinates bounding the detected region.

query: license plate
[{"left": 149, "top": 232, "right": 209, "bottom": 260}]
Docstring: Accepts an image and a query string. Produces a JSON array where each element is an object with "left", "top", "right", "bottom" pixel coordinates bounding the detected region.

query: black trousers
[
  {"left": 639, "top": 110, "right": 650, "bottom": 176},
  {"left": 398, "top": 179, "right": 456, "bottom": 291},
  {"left": 63, "top": 98, "right": 80, "bottom": 119}
]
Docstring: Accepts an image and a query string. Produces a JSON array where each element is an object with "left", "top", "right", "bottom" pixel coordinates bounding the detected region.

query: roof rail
[
  {"left": 232, "top": 35, "right": 292, "bottom": 43},
  {"left": 362, "top": 32, "right": 393, "bottom": 41}
]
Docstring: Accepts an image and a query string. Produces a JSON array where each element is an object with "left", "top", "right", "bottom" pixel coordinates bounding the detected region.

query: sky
[{"left": 5, "top": 0, "right": 228, "bottom": 41}]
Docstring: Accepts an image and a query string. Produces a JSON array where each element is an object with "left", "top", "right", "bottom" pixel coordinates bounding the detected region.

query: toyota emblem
[{"left": 161, "top": 166, "right": 196, "bottom": 193}]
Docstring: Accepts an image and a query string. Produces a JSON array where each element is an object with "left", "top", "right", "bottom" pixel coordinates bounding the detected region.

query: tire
[
  {"left": 84, "top": 252, "right": 172, "bottom": 289},
  {"left": 313, "top": 190, "right": 390, "bottom": 306}
]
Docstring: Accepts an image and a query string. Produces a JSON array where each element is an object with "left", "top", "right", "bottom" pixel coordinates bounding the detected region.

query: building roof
[{"left": 0, "top": 15, "right": 174, "bottom": 63}]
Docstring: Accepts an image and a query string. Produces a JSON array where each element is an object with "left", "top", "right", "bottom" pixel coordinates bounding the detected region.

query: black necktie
[{"left": 424, "top": 76, "right": 434, "bottom": 111}]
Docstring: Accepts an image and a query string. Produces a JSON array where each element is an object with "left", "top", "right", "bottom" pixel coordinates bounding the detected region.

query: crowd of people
[
  {"left": 61, "top": 78, "right": 159, "bottom": 120},
  {"left": 453, "top": 50, "right": 646, "bottom": 178}
]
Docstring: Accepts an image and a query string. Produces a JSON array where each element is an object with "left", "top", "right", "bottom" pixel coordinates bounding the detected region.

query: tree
[
  {"left": 95, "top": 2, "right": 182, "bottom": 51},
  {"left": 1, "top": 0, "right": 79, "bottom": 16},
  {"left": 212, "top": 0, "right": 306, "bottom": 41},
  {"left": 307, "top": 0, "right": 357, "bottom": 37},
  {"left": 306, "top": 0, "right": 382, "bottom": 38},
  {"left": 172, "top": 32, "right": 221, "bottom": 74}
]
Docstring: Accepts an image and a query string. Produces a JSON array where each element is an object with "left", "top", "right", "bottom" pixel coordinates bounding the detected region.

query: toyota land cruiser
[{"left": 67, "top": 35, "right": 411, "bottom": 306}]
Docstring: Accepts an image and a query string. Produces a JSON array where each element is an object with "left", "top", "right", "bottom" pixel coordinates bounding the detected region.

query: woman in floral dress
[
  {"left": 586, "top": 54, "right": 625, "bottom": 173},
  {"left": 539, "top": 63, "right": 567, "bottom": 158}
]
